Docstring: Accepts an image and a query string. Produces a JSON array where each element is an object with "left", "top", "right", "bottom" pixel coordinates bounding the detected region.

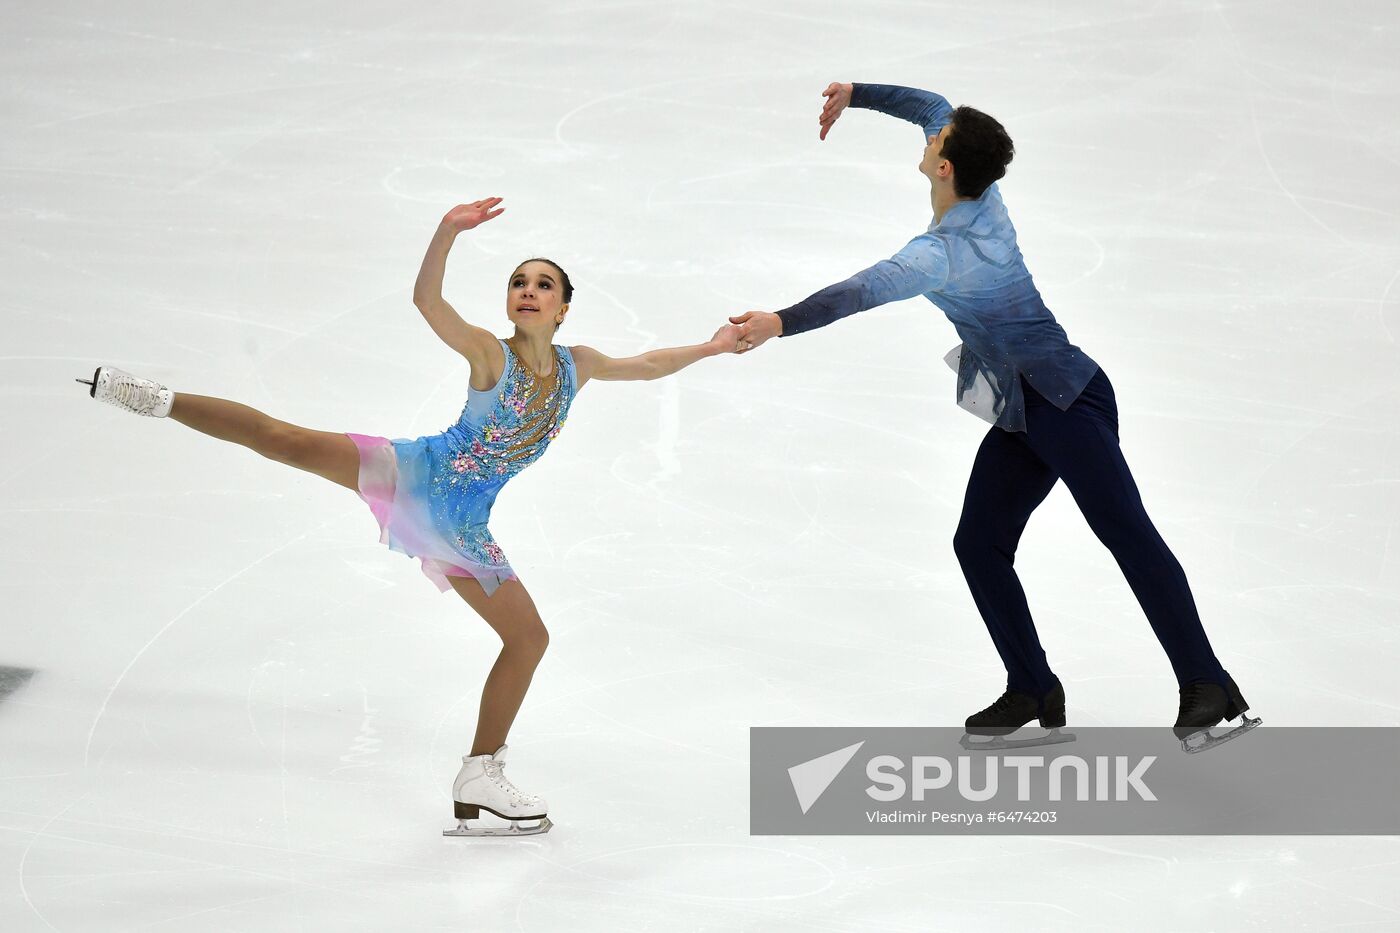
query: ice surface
[{"left": 3, "top": 1, "right": 1399, "bottom": 929}]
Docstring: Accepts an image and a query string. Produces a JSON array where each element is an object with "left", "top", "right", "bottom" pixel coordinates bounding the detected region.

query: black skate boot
[
  {"left": 960, "top": 681, "right": 1074, "bottom": 750},
  {"left": 1174, "top": 676, "right": 1262, "bottom": 754}
]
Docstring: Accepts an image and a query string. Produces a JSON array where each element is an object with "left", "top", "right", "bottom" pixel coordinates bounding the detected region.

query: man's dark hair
[
  {"left": 941, "top": 106, "right": 1015, "bottom": 199},
  {"left": 512, "top": 257, "right": 574, "bottom": 330}
]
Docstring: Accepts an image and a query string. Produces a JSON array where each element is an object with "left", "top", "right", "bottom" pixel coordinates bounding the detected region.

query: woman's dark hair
[
  {"left": 940, "top": 106, "right": 1015, "bottom": 199},
  {"left": 511, "top": 258, "right": 573, "bottom": 331}
]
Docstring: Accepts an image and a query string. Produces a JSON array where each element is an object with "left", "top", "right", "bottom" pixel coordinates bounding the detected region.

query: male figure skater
[{"left": 731, "top": 82, "right": 1258, "bottom": 752}]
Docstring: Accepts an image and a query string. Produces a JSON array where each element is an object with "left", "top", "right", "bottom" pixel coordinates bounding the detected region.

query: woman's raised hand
[
  {"left": 819, "top": 82, "right": 853, "bottom": 140},
  {"left": 442, "top": 198, "right": 505, "bottom": 232}
]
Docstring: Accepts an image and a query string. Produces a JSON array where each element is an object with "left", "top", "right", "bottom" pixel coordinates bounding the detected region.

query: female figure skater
[
  {"left": 77, "top": 198, "right": 747, "bottom": 834},
  {"left": 730, "top": 83, "right": 1259, "bottom": 754}
]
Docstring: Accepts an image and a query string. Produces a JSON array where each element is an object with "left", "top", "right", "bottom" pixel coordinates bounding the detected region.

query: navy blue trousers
[{"left": 952, "top": 366, "right": 1228, "bottom": 696}]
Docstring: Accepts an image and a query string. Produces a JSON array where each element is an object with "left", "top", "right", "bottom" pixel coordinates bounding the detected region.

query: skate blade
[
  {"left": 443, "top": 815, "right": 553, "bottom": 837},
  {"left": 1181, "top": 715, "right": 1262, "bottom": 755},
  {"left": 960, "top": 727, "right": 1077, "bottom": 751}
]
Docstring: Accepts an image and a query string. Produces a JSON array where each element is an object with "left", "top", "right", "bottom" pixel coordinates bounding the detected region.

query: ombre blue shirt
[{"left": 775, "top": 83, "right": 1099, "bottom": 433}]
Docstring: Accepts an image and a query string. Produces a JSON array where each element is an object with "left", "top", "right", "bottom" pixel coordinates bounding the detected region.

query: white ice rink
[{"left": 4, "top": 0, "right": 1400, "bottom": 929}]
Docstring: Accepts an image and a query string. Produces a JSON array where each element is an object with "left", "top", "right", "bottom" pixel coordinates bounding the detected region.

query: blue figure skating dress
[{"left": 346, "top": 338, "right": 577, "bottom": 596}]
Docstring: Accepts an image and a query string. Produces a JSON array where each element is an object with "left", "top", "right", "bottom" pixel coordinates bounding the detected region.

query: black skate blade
[
  {"left": 77, "top": 367, "right": 100, "bottom": 396},
  {"left": 1180, "top": 715, "right": 1263, "bottom": 755},
  {"left": 960, "top": 727, "right": 1077, "bottom": 751}
]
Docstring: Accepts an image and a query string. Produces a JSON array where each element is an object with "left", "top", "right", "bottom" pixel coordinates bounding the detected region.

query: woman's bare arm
[
  {"left": 413, "top": 201, "right": 506, "bottom": 374},
  {"left": 572, "top": 325, "right": 743, "bottom": 388}
]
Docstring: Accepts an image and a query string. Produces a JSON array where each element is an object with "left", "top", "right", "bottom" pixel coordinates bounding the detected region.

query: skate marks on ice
[{"left": 328, "top": 683, "right": 383, "bottom": 776}]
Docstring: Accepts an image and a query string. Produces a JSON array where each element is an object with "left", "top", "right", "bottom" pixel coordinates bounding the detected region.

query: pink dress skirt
[
  {"left": 345, "top": 340, "right": 579, "bottom": 598},
  {"left": 345, "top": 432, "right": 518, "bottom": 596}
]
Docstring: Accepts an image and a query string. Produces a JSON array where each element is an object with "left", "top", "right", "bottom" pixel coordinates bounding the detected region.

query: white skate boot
[
  {"left": 76, "top": 366, "right": 174, "bottom": 418},
  {"left": 443, "top": 744, "right": 552, "bottom": 837}
]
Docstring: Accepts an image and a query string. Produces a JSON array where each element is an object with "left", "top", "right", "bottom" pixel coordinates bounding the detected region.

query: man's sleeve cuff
[{"left": 774, "top": 307, "right": 794, "bottom": 337}]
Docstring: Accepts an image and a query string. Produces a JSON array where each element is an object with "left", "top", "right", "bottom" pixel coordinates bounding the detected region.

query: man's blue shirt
[{"left": 775, "top": 83, "right": 1099, "bottom": 433}]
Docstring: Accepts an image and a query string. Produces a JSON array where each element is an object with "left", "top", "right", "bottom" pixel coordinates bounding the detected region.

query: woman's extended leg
[
  {"left": 445, "top": 574, "right": 549, "bottom": 756},
  {"left": 169, "top": 393, "right": 360, "bottom": 492}
]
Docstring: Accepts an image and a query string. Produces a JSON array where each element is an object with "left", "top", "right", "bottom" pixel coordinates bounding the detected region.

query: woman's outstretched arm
[
  {"left": 571, "top": 325, "right": 742, "bottom": 388},
  {"left": 413, "top": 200, "right": 505, "bottom": 366}
]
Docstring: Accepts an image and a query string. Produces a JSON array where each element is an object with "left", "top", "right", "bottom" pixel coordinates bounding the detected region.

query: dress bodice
[{"left": 441, "top": 338, "right": 577, "bottom": 487}]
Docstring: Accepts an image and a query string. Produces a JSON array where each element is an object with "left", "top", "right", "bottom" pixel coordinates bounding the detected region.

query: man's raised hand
[{"left": 819, "top": 82, "right": 853, "bottom": 140}]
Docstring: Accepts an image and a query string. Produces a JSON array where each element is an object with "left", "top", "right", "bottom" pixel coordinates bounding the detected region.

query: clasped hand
[{"left": 707, "top": 310, "right": 782, "bottom": 356}]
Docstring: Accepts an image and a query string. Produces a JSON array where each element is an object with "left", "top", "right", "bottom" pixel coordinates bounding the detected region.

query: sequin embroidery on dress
[
  {"left": 433, "top": 339, "right": 575, "bottom": 572},
  {"left": 346, "top": 338, "right": 577, "bottom": 596}
]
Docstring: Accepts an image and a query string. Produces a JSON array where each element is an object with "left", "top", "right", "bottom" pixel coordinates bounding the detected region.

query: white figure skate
[
  {"left": 76, "top": 366, "right": 174, "bottom": 418},
  {"left": 443, "top": 744, "right": 552, "bottom": 837}
]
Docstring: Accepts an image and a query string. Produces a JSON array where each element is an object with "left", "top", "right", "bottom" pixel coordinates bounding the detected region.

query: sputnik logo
[{"left": 787, "top": 741, "right": 865, "bottom": 814}]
